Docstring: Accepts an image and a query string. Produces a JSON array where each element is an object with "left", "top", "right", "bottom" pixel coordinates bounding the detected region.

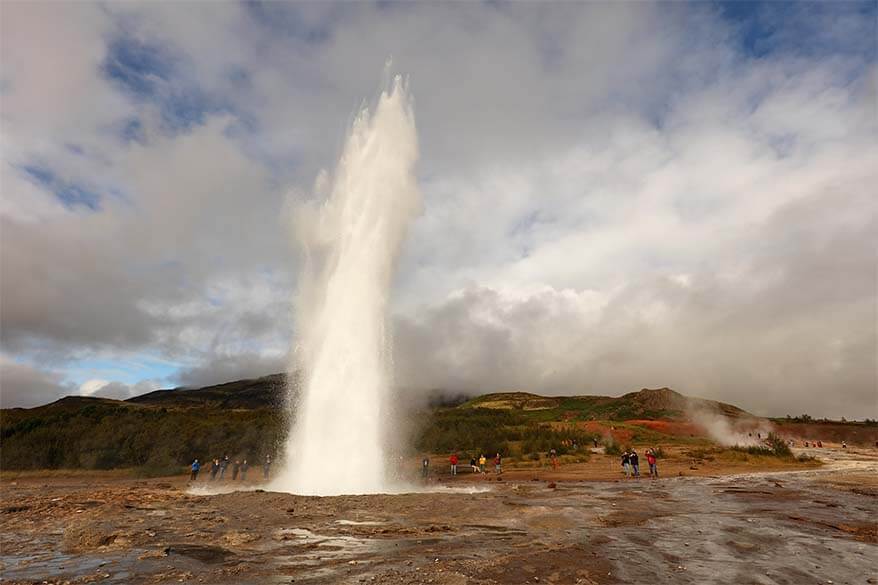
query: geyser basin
[{"left": 271, "top": 74, "right": 421, "bottom": 496}]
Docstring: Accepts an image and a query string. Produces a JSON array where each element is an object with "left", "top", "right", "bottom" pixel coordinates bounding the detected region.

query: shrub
[{"left": 767, "top": 432, "right": 792, "bottom": 457}]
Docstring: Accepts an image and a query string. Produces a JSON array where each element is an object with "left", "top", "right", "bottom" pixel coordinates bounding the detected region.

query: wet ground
[{"left": 2, "top": 448, "right": 876, "bottom": 585}]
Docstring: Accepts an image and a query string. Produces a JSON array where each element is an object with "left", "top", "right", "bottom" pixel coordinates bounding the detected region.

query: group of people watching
[
  {"left": 423, "top": 453, "right": 503, "bottom": 477},
  {"left": 427, "top": 448, "right": 663, "bottom": 480},
  {"left": 189, "top": 454, "right": 272, "bottom": 482},
  {"left": 620, "top": 448, "right": 659, "bottom": 478}
]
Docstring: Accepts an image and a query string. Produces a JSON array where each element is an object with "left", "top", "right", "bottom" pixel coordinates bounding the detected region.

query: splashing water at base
[{"left": 272, "top": 75, "right": 421, "bottom": 496}]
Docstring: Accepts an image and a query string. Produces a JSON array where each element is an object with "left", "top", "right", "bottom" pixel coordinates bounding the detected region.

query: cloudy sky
[{"left": 1, "top": 1, "right": 875, "bottom": 418}]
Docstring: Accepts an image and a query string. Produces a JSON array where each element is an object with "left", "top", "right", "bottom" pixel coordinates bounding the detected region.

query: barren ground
[{"left": 2, "top": 448, "right": 876, "bottom": 585}]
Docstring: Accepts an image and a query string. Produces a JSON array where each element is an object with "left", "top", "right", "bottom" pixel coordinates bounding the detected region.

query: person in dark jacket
[
  {"left": 629, "top": 450, "right": 640, "bottom": 477},
  {"left": 219, "top": 455, "right": 229, "bottom": 479},
  {"left": 621, "top": 451, "right": 631, "bottom": 477},
  {"left": 232, "top": 459, "right": 241, "bottom": 480},
  {"left": 240, "top": 459, "right": 249, "bottom": 480},
  {"left": 263, "top": 454, "right": 272, "bottom": 480},
  {"left": 209, "top": 459, "right": 219, "bottom": 480}
]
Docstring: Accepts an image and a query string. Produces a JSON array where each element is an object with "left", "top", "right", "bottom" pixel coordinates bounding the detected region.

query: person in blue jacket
[{"left": 190, "top": 459, "right": 200, "bottom": 481}]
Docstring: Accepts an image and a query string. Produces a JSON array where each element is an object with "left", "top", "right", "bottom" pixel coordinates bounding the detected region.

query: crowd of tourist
[{"left": 189, "top": 454, "right": 272, "bottom": 482}]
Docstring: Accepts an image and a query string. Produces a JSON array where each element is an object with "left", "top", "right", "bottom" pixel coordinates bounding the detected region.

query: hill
[
  {"left": 126, "top": 373, "right": 291, "bottom": 409},
  {"left": 462, "top": 387, "right": 751, "bottom": 420},
  {"left": 0, "top": 375, "right": 292, "bottom": 472}
]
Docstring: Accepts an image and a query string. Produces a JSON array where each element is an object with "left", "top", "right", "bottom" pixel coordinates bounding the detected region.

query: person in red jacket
[
  {"left": 449, "top": 453, "right": 459, "bottom": 476},
  {"left": 646, "top": 449, "right": 658, "bottom": 478}
]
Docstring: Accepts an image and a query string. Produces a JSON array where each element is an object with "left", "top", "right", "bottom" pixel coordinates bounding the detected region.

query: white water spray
[{"left": 273, "top": 75, "right": 421, "bottom": 495}]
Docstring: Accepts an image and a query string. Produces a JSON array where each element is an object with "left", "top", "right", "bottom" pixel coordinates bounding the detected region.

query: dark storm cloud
[
  {"left": 0, "top": 357, "right": 74, "bottom": 408},
  {"left": 175, "top": 352, "right": 287, "bottom": 389}
]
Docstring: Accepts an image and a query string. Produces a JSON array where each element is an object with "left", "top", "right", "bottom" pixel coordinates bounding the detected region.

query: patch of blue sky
[
  {"left": 120, "top": 117, "right": 145, "bottom": 143},
  {"left": 718, "top": 0, "right": 876, "bottom": 60},
  {"left": 64, "top": 355, "right": 182, "bottom": 388},
  {"left": 20, "top": 164, "right": 101, "bottom": 211},
  {"left": 102, "top": 36, "right": 230, "bottom": 133}
]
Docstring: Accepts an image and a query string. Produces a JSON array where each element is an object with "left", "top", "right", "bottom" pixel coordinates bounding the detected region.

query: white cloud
[
  {"left": 0, "top": 2, "right": 874, "bottom": 417},
  {"left": 78, "top": 379, "right": 110, "bottom": 396}
]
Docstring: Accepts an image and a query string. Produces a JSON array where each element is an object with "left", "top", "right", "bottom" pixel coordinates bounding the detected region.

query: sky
[{"left": 0, "top": 1, "right": 875, "bottom": 419}]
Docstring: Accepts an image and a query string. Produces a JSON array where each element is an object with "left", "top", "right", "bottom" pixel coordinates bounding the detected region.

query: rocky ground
[{"left": 2, "top": 448, "right": 876, "bottom": 585}]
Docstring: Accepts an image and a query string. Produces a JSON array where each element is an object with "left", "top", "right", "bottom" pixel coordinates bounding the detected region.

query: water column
[{"left": 273, "top": 75, "right": 421, "bottom": 495}]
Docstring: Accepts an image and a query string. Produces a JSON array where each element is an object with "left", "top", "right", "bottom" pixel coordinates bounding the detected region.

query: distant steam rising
[
  {"left": 272, "top": 74, "right": 421, "bottom": 495},
  {"left": 688, "top": 406, "right": 773, "bottom": 447}
]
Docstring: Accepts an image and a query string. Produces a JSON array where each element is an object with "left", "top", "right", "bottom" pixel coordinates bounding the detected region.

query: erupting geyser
[{"left": 272, "top": 75, "right": 421, "bottom": 495}]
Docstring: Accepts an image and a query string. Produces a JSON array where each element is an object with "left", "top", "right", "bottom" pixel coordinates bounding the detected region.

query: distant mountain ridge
[
  {"left": 462, "top": 387, "right": 752, "bottom": 421},
  {"left": 126, "top": 373, "right": 291, "bottom": 409},
  {"left": 8, "top": 375, "right": 753, "bottom": 420}
]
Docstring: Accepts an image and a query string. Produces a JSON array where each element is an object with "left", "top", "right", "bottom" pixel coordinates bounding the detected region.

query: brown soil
[{"left": 1, "top": 448, "right": 876, "bottom": 585}]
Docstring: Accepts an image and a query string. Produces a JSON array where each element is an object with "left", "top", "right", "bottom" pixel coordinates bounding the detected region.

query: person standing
[
  {"left": 630, "top": 450, "right": 640, "bottom": 478},
  {"left": 450, "top": 453, "right": 459, "bottom": 476},
  {"left": 210, "top": 459, "right": 219, "bottom": 481},
  {"left": 478, "top": 454, "right": 486, "bottom": 473},
  {"left": 240, "top": 459, "right": 249, "bottom": 481},
  {"left": 190, "top": 459, "right": 200, "bottom": 481},
  {"left": 232, "top": 459, "right": 241, "bottom": 481},
  {"left": 263, "top": 454, "right": 272, "bottom": 480},
  {"left": 470, "top": 456, "right": 478, "bottom": 473},
  {"left": 220, "top": 455, "right": 229, "bottom": 479},
  {"left": 621, "top": 451, "right": 631, "bottom": 477},
  {"left": 422, "top": 456, "right": 430, "bottom": 478},
  {"left": 646, "top": 449, "right": 658, "bottom": 478},
  {"left": 494, "top": 452, "right": 502, "bottom": 474},
  {"left": 550, "top": 448, "right": 558, "bottom": 470}
]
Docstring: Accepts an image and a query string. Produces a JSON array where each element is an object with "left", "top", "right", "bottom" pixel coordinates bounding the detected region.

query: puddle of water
[
  {"left": 274, "top": 528, "right": 377, "bottom": 553},
  {"left": 0, "top": 549, "right": 144, "bottom": 583}
]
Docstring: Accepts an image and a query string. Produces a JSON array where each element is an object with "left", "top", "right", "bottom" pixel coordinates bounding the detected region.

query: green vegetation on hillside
[
  {"left": 1, "top": 400, "right": 284, "bottom": 474},
  {"left": 462, "top": 388, "right": 749, "bottom": 422},
  {"left": 413, "top": 407, "right": 597, "bottom": 458}
]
